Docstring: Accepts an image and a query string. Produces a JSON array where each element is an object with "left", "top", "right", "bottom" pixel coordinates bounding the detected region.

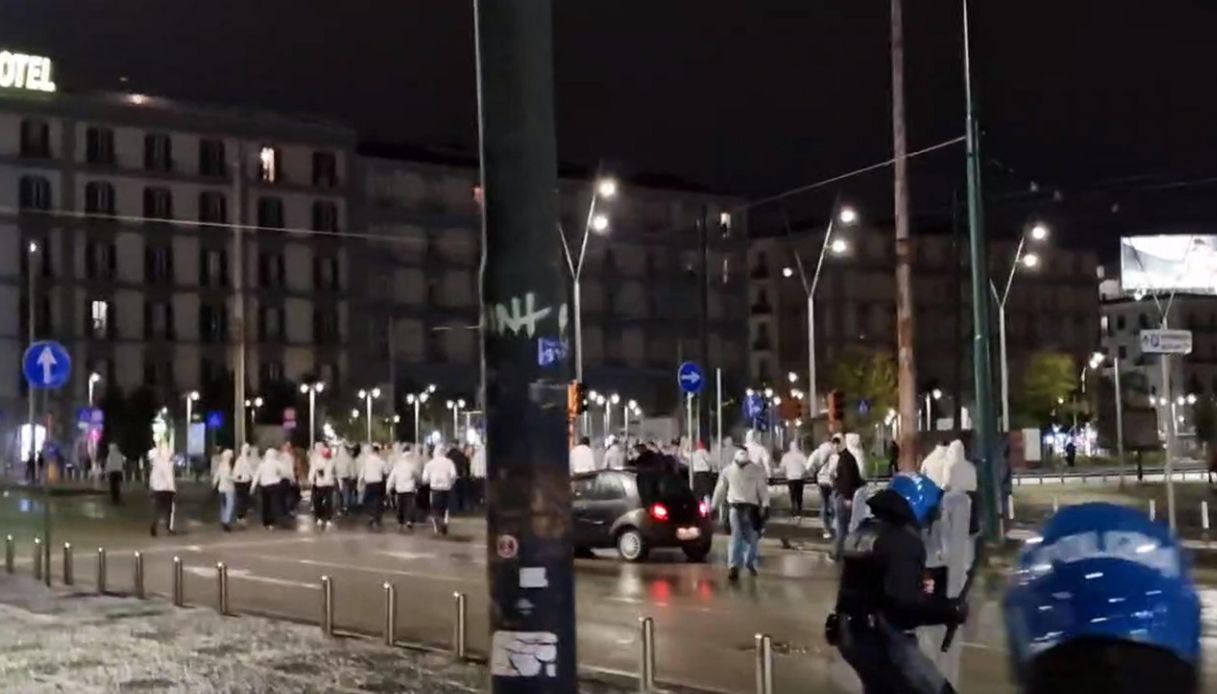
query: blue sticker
[{"left": 537, "top": 338, "right": 568, "bottom": 367}]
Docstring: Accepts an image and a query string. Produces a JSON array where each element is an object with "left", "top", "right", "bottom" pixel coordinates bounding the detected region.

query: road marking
[
  {"left": 287, "top": 557, "right": 481, "bottom": 585},
  {"left": 375, "top": 550, "right": 437, "bottom": 561},
  {"left": 136, "top": 536, "right": 319, "bottom": 555},
  {"left": 182, "top": 565, "right": 318, "bottom": 590}
]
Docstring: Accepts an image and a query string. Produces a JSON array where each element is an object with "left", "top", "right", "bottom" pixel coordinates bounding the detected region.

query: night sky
[{"left": 3, "top": 1, "right": 1215, "bottom": 251}]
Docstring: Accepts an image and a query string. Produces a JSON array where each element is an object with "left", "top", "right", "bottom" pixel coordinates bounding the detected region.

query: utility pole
[
  {"left": 963, "top": 0, "right": 1001, "bottom": 540},
  {"left": 474, "top": 1, "right": 576, "bottom": 691},
  {"left": 891, "top": 0, "right": 918, "bottom": 471},
  {"left": 698, "top": 207, "right": 710, "bottom": 447},
  {"left": 231, "top": 143, "right": 246, "bottom": 448}
]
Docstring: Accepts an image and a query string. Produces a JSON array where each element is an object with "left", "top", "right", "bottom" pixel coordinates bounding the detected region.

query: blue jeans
[
  {"left": 728, "top": 506, "right": 759, "bottom": 570},
  {"left": 819, "top": 484, "right": 835, "bottom": 534},
  {"left": 833, "top": 494, "right": 853, "bottom": 558},
  {"left": 220, "top": 490, "right": 235, "bottom": 526}
]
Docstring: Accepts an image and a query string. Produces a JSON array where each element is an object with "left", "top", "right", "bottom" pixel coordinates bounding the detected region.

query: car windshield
[{"left": 635, "top": 472, "right": 695, "bottom": 506}]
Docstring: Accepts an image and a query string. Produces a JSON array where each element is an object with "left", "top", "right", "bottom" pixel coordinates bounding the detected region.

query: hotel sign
[{"left": 0, "top": 50, "right": 56, "bottom": 92}]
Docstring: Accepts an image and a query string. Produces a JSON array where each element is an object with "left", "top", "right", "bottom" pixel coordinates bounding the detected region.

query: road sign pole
[
  {"left": 687, "top": 392, "right": 695, "bottom": 487},
  {"left": 475, "top": 0, "right": 577, "bottom": 690},
  {"left": 1161, "top": 351, "right": 1177, "bottom": 531}
]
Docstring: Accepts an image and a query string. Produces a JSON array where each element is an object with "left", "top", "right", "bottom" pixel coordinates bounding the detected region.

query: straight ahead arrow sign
[{"left": 36, "top": 347, "right": 56, "bottom": 384}]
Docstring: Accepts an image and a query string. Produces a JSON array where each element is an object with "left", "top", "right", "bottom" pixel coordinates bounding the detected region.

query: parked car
[{"left": 572, "top": 469, "right": 713, "bottom": 562}]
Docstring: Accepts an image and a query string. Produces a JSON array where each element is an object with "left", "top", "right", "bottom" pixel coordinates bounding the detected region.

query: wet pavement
[{"left": 1, "top": 482, "right": 1216, "bottom": 693}]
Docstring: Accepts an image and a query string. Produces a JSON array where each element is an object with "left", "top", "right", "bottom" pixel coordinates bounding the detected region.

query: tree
[
  {"left": 1014, "top": 351, "right": 1076, "bottom": 429},
  {"left": 825, "top": 347, "right": 898, "bottom": 434}
]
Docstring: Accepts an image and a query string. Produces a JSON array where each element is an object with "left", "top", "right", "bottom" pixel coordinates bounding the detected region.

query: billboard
[{"left": 1121, "top": 235, "right": 1217, "bottom": 295}]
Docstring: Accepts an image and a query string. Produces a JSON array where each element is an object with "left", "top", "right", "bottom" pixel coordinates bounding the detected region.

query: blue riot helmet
[
  {"left": 1004, "top": 502, "right": 1200, "bottom": 693},
  {"left": 887, "top": 473, "right": 942, "bottom": 526}
]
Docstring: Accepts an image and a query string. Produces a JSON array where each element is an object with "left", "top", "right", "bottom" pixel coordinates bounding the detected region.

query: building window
[
  {"left": 314, "top": 308, "right": 339, "bottom": 344},
  {"left": 1138, "top": 313, "right": 1150, "bottom": 330},
  {"left": 258, "top": 146, "right": 281, "bottom": 183},
  {"left": 85, "top": 240, "right": 116, "bottom": 281},
  {"left": 257, "top": 197, "right": 284, "bottom": 228},
  {"left": 312, "top": 201, "right": 338, "bottom": 232},
  {"left": 1118, "top": 345, "right": 1127, "bottom": 360},
  {"left": 1116, "top": 314, "right": 1126, "bottom": 331},
  {"left": 314, "top": 255, "right": 339, "bottom": 291},
  {"left": 259, "top": 360, "right": 284, "bottom": 385},
  {"left": 200, "top": 248, "right": 228, "bottom": 287},
  {"left": 198, "top": 138, "right": 226, "bottom": 177},
  {"left": 144, "top": 133, "right": 173, "bottom": 171},
  {"left": 144, "top": 301, "right": 175, "bottom": 340},
  {"left": 145, "top": 244, "right": 174, "bottom": 283},
  {"left": 85, "top": 126, "right": 115, "bottom": 164},
  {"left": 20, "top": 119, "right": 50, "bottom": 158},
  {"left": 199, "top": 191, "right": 227, "bottom": 225},
  {"left": 143, "top": 360, "right": 174, "bottom": 388},
  {"left": 143, "top": 187, "right": 174, "bottom": 220},
  {"left": 87, "top": 299, "right": 111, "bottom": 339},
  {"left": 259, "top": 305, "right": 285, "bottom": 341},
  {"left": 258, "top": 252, "right": 285, "bottom": 288},
  {"left": 84, "top": 181, "right": 116, "bottom": 215},
  {"left": 312, "top": 151, "right": 338, "bottom": 188},
  {"left": 199, "top": 302, "right": 228, "bottom": 343},
  {"left": 1100, "top": 315, "right": 1109, "bottom": 336},
  {"left": 18, "top": 176, "right": 52, "bottom": 210}
]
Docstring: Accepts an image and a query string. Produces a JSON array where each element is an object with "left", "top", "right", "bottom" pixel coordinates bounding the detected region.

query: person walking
[
  {"left": 308, "top": 442, "right": 336, "bottom": 528},
  {"left": 277, "top": 443, "right": 298, "bottom": 517},
  {"left": 357, "top": 443, "right": 388, "bottom": 529},
  {"left": 690, "top": 440, "right": 714, "bottom": 503},
  {"left": 569, "top": 437, "right": 596, "bottom": 475},
  {"left": 334, "top": 444, "right": 355, "bottom": 514},
  {"left": 212, "top": 449, "right": 235, "bottom": 531},
  {"left": 386, "top": 444, "right": 422, "bottom": 530},
  {"left": 232, "top": 444, "right": 255, "bottom": 523},
  {"left": 711, "top": 447, "right": 770, "bottom": 580},
  {"left": 448, "top": 444, "right": 471, "bottom": 512},
  {"left": 422, "top": 444, "right": 458, "bottom": 535},
  {"left": 809, "top": 439, "right": 837, "bottom": 539},
  {"left": 250, "top": 448, "right": 283, "bottom": 530},
  {"left": 604, "top": 435, "right": 626, "bottom": 471},
  {"left": 831, "top": 435, "right": 864, "bottom": 560},
  {"left": 148, "top": 443, "right": 177, "bottom": 536},
  {"left": 469, "top": 443, "right": 486, "bottom": 509},
  {"left": 103, "top": 443, "right": 125, "bottom": 505},
  {"left": 779, "top": 440, "right": 808, "bottom": 517}
]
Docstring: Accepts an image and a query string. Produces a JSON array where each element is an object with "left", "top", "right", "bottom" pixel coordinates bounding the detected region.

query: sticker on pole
[
  {"left": 22, "top": 340, "right": 71, "bottom": 390},
  {"left": 496, "top": 534, "right": 519, "bottom": 559},
  {"left": 677, "top": 361, "right": 705, "bottom": 394},
  {"left": 491, "top": 630, "right": 559, "bottom": 678},
  {"left": 1140, "top": 329, "right": 1192, "bottom": 354}
]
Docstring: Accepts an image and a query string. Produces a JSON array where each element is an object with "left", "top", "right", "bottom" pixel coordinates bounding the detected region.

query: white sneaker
[{"left": 822, "top": 531, "right": 832, "bottom": 539}]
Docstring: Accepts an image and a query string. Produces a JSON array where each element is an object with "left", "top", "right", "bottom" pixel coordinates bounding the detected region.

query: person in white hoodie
[
  {"left": 690, "top": 440, "right": 714, "bottom": 502},
  {"left": 232, "top": 444, "right": 255, "bottom": 523},
  {"left": 334, "top": 444, "right": 355, "bottom": 514},
  {"left": 422, "top": 444, "right": 458, "bottom": 535},
  {"left": 212, "top": 449, "right": 235, "bottom": 531},
  {"left": 779, "top": 440, "right": 808, "bottom": 517},
  {"left": 308, "top": 442, "right": 337, "bottom": 527},
  {"left": 386, "top": 444, "right": 422, "bottom": 529},
  {"left": 603, "top": 436, "right": 626, "bottom": 471},
  {"left": 808, "top": 439, "right": 837, "bottom": 539},
  {"left": 919, "top": 442, "right": 950, "bottom": 489},
  {"left": 148, "top": 442, "right": 177, "bottom": 536},
  {"left": 250, "top": 448, "right": 283, "bottom": 529},
  {"left": 569, "top": 437, "right": 596, "bottom": 475},
  {"left": 469, "top": 444, "right": 486, "bottom": 509},
  {"left": 357, "top": 444, "right": 389, "bottom": 528}
]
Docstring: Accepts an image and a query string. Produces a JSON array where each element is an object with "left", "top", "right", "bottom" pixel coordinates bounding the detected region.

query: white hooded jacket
[
  {"left": 569, "top": 443, "right": 596, "bottom": 475},
  {"left": 356, "top": 447, "right": 387, "bottom": 485},
  {"left": 309, "top": 444, "right": 336, "bottom": 488},
  {"left": 251, "top": 449, "right": 283, "bottom": 490},
  {"left": 212, "top": 449, "right": 235, "bottom": 493},
  {"left": 386, "top": 446, "right": 422, "bottom": 493},
  {"left": 334, "top": 445, "right": 355, "bottom": 480},
  {"left": 470, "top": 445, "right": 486, "bottom": 479},
  {"left": 920, "top": 443, "right": 950, "bottom": 489},
  {"left": 423, "top": 445, "right": 458, "bottom": 491},
  {"left": 779, "top": 441, "right": 808, "bottom": 480},
  {"left": 942, "top": 439, "right": 977, "bottom": 493},
  {"left": 844, "top": 433, "right": 867, "bottom": 480},
  {"left": 148, "top": 444, "right": 176, "bottom": 493},
  {"left": 232, "top": 445, "right": 255, "bottom": 483}
]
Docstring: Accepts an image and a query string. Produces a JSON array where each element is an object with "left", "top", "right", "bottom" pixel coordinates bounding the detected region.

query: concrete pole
[
  {"left": 1114, "top": 357, "right": 1126, "bottom": 488},
  {"left": 891, "top": 0, "right": 918, "bottom": 472},
  {"left": 807, "top": 294, "right": 817, "bottom": 418},
  {"left": 232, "top": 143, "right": 247, "bottom": 447},
  {"left": 998, "top": 301, "right": 1009, "bottom": 431}
]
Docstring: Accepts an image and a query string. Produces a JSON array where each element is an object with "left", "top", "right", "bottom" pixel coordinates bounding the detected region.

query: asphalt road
[{"left": 1, "top": 483, "right": 1215, "bottom": 693}]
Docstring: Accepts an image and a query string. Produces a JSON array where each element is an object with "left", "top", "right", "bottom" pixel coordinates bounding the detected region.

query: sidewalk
[{"left": 0, "top": 574, "right": 631, "bottom": 693}]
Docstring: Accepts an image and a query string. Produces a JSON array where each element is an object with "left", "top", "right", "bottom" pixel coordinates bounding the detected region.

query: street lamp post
[
  {"left": 184, "top": 391, "right": 199, "bottom": 455},
  {"left": 358, "top": 388, "right": 381, "bottom": 444},
  {"left": 446, "top": 399, "right": 466, "bottom": 443},
  {"left": 406, "top": 389, "right": 432, "bottom": 444},
  {"left": 924, "top": 388, "right": 942, "bottom": 431},
  {"left": 88, "top": 372, "right": 101, "bottom": 408},
  {"left": 244, "top": 397, "right": 263, "bottom": 435},
  {"left": 786, "top": 204, "right": 856, "bottom": 417},
  {"left": 991, "top": 222, "right": 1049, "bottom": 432},
  {"left": 300, "top": 381, "right": 325, "bottom": 446},
  {"left": 558, "top": 175, "right": 618, "bottom": 384}
]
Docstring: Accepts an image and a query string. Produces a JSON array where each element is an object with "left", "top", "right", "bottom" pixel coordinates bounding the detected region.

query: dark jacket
[
  {"left": 833, "top": 449, "right": 863, "bottom": 499},
  {"left": 835, "top": 488, "right": 955, "bottom": 630}
]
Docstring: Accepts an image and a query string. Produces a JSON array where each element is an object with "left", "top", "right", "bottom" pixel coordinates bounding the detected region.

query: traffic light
[
  {"left": 568, "top": 381, "right": 588, "bottom": 417},
  {"left": 828, "top": 390, "right": 845, "bottom": 429}
]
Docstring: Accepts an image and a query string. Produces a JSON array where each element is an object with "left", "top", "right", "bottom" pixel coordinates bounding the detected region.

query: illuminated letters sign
[{"left": 0, "top": 51, "right": 56, "bottom": 92}]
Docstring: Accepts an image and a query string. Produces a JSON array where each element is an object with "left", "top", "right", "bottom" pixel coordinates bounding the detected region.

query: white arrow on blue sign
[
  {"left": 677, "top": 361, "right": 705, "bottom": 394},
  {"left": 22, "top": 340, "right": 71, "bottom": 390},
  {"left": 744, "top": 392, "right": 765, "bottom": 420}
]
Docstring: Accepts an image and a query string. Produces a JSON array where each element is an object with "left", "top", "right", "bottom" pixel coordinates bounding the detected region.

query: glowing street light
[
  {"left": 1030, "top": 223, "right": 1050, "bottom": 241},
  {"left": 838, "top": 206, "right": 858, "bottom": 225},
  {"left": 787, "top": 371, "right": 799, "bottom": 384},
  {"left": 830, "top": 238, "right": 849, "bottom": 255},
  {"left": 357, "top": 387, "right": 381, "bottom": 443},
  {"left": 782, "top": 267, "right": 794, "bottom": 278},
  {"left": 300, "top": 381, "right": 325, "bottom": 444},
  {"left": 597, "top": 178, "right": 618, "bottom": 199},
  {"left": 995, "top": 221, "right": 1052, "bottom": 431},
  {"left": 87, "top": 372, "right": 102, "bottom": 407},
  {"left": 1021, "top": 252, "right": 1040, "bottom": 269},
  {"left": 591, "top": 213, "right": 609, "bottom": 233}
]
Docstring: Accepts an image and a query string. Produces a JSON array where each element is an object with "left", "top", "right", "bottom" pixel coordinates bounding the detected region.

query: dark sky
[{"left": 3, "top": 1, "right": 1216, "bottom": 248}]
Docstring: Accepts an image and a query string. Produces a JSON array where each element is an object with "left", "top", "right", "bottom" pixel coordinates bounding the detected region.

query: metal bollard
[
  {"left": 62, "top": 543, "right": 73, "bottom": 586},
  {"left": 453, "top": 592, "right": 467, "bottom": 659},
  {"left": 1203, "top": 501, "right": 1211, "bottom": 532},
  {"left": 32, "top": 538, "right": 42, "bottom": 581},
  {"left": 1052, "top": 496, "right": 1059, "bottom": 513},
  {"left": 639, "top": 616, "right": 656, "bottom": 692},
  {"left": 1059, "top": 470, "right": 1066, "bottom": 485},
  {"left": 320, "top": 575, "right": 334, "bottom": 636},
  {"left": 383, "top": 582, "right": 397, "bottom": 646},
  {"left": 5, "top": 535, "right": 13, "bottom": 574},
  {"left": 96, "top": 548, "right": 107, "bottom": 594},
  {"left": 217, "top": 562, "right": 230, "bottom": 616},
  {"left": 1007, "top": 494, "right": 1015, "bottom": 521},
  {"left": 172, "top": 556, "right": 184, "bottom": 607},
  {"left": 133, "top": 551, "right": 145, "bottom": 599},
  {"left": 755, "top": 633, "right": 774, "bottom": 694},
  {"left": 1149, "top": 499, "right": 1157, "bottom": 521}
]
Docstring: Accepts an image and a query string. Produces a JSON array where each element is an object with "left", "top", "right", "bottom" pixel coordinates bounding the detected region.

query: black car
[{"left": 572, "top": 469, "right": 713, "bottom": 562}]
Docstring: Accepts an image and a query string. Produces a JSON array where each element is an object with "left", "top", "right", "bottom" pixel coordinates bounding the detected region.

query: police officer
[
  {"left": 828, "top": 473, "right": 966, "bottom": 693},
  {"left": 1004, "top": 502, "right": 1201, "bottom": 694}
]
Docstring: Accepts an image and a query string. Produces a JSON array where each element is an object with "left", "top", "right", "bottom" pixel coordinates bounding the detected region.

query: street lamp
[
  {"left": 245, "top": 396, "right": 263, "bottom": 434},
  {"left": 88, "top": 372, "right": 102, "bottom": 408},
  {"left": 787, "top": 371, "right": 799, "bottom": 384},
  {"left": 785, "top": 200, "right": 858, "bottom": 418},
  {"left": 446, "top": 399, "right": 466, "bottom": 443},
  {"left": 924, "top": 388, "right": 943, "bottom": 431},
  {"left": 558, "top": 174, "right": 620, "bottom": 383},
  {"left": 183, "top": 390, "right": 199, "bottom": 455},
  {"left": 300, "top": 381, "right": 325, "bottom": 445},
  {"left": 405, "top": 390, "right": 431, "bottom": 443},
  {"left": 358, "top": 388, "right": 381, "bottom": 443},
  {"left": 991, "top": 221, "right": 1050, "bottom": 431}
]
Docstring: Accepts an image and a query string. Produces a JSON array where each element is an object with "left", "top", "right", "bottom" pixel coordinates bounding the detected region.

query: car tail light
[
  {"left": 649, "top": 503, "right": 669, "bottom": 521},
  {"left": 698, "top": 501, "right": 710, "bottom": 518}
]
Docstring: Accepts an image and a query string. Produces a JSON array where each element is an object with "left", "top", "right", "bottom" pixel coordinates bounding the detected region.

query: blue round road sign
[
  {"left": 744, "top": 392, "right": 765, "bottom": 420},
  {"left": 677, "top": 361, "right": 705, "bottom": 394},
  {"left": 22, "top": 340, "right": 71, "bottom": 390}
]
